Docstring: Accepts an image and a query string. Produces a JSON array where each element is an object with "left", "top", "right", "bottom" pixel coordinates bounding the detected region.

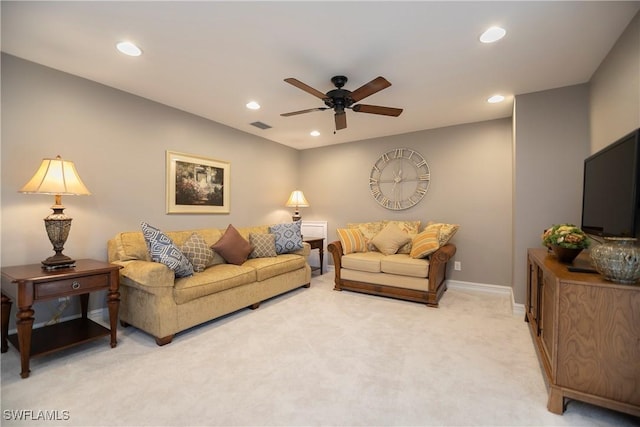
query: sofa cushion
[
  {"left": 270, "top": 221, "right": 303, "bottom": 254},
  {"left": 342, "top": 252, "right": 385, "bottom": 273},
  {"left": 181, "top": 232, "right": 215, "bottom": 272},
  {"left": 243, "top": 254, "right": 306, "bottom": 281},
  {"left": 410, "top": 228, "right": 440, "bottom": 259},
  {"left": 114, "top": 231, "right": 151, "bottom": 262},
  {"left": 212, "top": 224, "right": 253, "bottom": 265},
  {"left": 380, "top": 254, "right": 430, "bottom": 278},
  {"left": 337, "top": 228, "right": 368, "bottom": 254},
  {"left": 249, "top": 233, "right": 277, "bottom": 258},
  {"left": 371, "top": 223, "right": 411, "bottom": 255},
  {"left": 141, "top": 222, "right": 194, "bottom": 278},
  {"left": 173, "top": 263, "right": 256, "bottom": 304}
]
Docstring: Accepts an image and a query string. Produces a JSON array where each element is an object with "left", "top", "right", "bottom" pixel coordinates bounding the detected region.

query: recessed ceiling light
[
  {"left": 246, "top": 101, "right": 260, "bottom": 110},
  {"left": 310, "top": 130, "right": 320, "bottom": 137},
  {"left": 487, "top": 94, "right": 505, "bottom": 103},
  {"left": 479, "top": 26, "right": 506, "bottom": 43},
  {"left": 116, "top": 41, "right": 142, "bottom": 56}
]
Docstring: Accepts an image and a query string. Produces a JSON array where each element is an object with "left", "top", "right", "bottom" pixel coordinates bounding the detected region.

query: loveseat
[
  {"left": 327, "top": 220, "right": 457, "bottom": 307},
  {"left": 107, "top": 222, "right": 311, "bottom": 345}
]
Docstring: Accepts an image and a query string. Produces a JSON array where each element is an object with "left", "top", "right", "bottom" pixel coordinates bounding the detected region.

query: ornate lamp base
[{"left": 42, "top": 206, "right": 76, "bottom": 270}]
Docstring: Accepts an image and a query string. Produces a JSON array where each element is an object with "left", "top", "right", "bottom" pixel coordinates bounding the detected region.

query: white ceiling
[{"left": 2, "top": 1, "right": 638, "bottom": 150}]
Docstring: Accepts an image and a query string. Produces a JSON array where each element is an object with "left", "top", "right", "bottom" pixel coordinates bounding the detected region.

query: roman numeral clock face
[{"left": 369, "top": 148, "right": 431, "bottom": 210}]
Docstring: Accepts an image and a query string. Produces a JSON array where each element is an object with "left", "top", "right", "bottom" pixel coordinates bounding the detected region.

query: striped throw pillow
[
  {"left": 337, "top": 228, "right": 367, "bottom": 254},
  {"left": 410, "top": 228, "right": 440, "bottom": 259}
]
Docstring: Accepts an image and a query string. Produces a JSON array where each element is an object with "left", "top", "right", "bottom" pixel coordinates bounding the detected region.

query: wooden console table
[
  {"left": 304, "top": 237, "right": 324, "bottom": 274},
  {"left": 526, "top": 248, "right": 639, "bottom": 417},
  {"left": 1, "top": 259, "right": 120, "bottom": 378}
]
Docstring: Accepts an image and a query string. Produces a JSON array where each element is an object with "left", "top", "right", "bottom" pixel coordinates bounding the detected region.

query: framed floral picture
[{"left": 166, "top": 151, "right": 230, "bottom": 214}]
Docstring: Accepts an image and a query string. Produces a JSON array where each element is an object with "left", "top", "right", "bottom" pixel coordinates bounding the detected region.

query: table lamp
[
  {"left": 19, "top": 155, "right": 91, "bottom": 269},
  {"left": 285, "top": 190, "right": 309, "bottom": 221}
]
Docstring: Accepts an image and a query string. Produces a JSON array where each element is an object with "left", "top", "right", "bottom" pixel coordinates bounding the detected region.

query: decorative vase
[
  {"left": 590, "top": 237, "right": 640, "bottom": 284},
  {"left": 551, "top": 245, "right": 582, "bottom": 264}
]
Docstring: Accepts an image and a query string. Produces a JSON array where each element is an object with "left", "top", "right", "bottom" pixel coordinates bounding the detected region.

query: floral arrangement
[{"left": 542, "top": 224, "right": 590, "bottom": 249}]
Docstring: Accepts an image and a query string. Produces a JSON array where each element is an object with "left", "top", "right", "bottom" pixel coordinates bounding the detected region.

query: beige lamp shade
[
  {"left": 20, "top": 156, "right": 91, "bottom": 196},
  {"left": 285, "top": 190, "right": 309, "bottom": 221},
  {"left": 285, "top": 190, "right": 309, "bottom": 208}
]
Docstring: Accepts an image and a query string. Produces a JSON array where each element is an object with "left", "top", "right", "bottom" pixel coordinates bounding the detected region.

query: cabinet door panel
[
  {"left": 557, "top": 283, "right": 640, "bottom": 405},
  {"left": 540, "top": 271, "right": 556, "bottom": 372}
]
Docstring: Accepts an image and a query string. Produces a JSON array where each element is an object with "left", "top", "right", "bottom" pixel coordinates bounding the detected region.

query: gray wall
[
  {"left": 512, "top": 85, "right": 591, "bottom": 304},
  {"left": 299, "top": 119, "right": 514, "bottom": 288},
  {"left": 1, "top": 54, "right": 300, "bottom": 324},
  {"left": 590, "top": 11, "right": 640, "bottom": 152}
]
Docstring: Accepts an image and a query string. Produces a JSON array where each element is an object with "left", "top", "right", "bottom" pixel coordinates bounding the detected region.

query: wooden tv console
[{"left": 526, "top": 248, "right": 639, "bottom": 417}]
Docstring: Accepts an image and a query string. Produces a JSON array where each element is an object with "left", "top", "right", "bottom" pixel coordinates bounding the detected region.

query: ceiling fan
[{"left": 281, "top": 75, "right": 403, "bottom": 131}]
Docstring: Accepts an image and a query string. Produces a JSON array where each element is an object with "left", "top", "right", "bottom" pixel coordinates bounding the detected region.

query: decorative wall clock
[{"left": 369, "top": 148, "right": 430, "bottom": 210}]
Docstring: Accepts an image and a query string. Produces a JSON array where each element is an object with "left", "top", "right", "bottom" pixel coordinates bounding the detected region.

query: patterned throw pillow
[
  {"left": 211, "top": 224, "right": 253, "bottom": 265},
  {"left": 181, "top": 232, "right": 215, "bottom": 272},
  {"left": 336, "top": 228, "right": 367, "bottom": 254},
  {"left": 249, "top": 233, "right": 277, "bottom": 258},
  {"left": 410, "top": 228, "right": 440, "bottom": 259},
  {"left": 371, "top": 222, "right": 412, "bottom": 255},
  {"left": 426, "top": 222, "right": 460, "bottom": 246},
  {"left": 269, "top": 221, "right": 303, "bottom": 254},
  {"left": 141, "top": 222, "right": 194, "bottom": 278}
]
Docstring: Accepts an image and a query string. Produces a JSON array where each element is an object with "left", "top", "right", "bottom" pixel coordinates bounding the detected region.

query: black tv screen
[{"left": 581, "top": 128, "right": 640, "bottom": 239}]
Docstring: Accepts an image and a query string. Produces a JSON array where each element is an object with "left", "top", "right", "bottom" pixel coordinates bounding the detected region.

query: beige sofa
[
  {"left": 327, "top": 220, "right": 457, "bottom": 307},
  {"left": 107, "top": 224, "right": 311, "bottom": 345}
]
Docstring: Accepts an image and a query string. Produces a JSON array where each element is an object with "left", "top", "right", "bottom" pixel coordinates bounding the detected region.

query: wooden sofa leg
[
  {"left": 303, "top": 283, "right": 311, "bottom": 288},
  {"left": 250, "top": 302, "right": 261, "bottom": 310},
  {"left": 120, "top": 320, "right": 130, "bottom": 328},
  {"left": 155, "top": 335, "right": 174, "bottom": 346}
]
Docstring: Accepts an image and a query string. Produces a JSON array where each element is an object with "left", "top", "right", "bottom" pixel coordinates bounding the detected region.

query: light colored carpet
[{"left": 1, "top": 272, "right": 638, "bottom": 426}]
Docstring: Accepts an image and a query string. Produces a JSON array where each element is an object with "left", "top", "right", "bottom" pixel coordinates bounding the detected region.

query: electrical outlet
[{"left": 454, "top": 261, "right": 462, "bottom": 271}]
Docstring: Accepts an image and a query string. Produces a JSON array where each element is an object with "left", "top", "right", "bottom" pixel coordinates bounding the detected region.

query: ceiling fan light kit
[{"left": 281, "top": 75, "right": 403, "bottom": 131}]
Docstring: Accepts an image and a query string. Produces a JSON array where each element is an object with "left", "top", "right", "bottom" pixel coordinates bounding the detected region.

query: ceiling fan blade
[
  {"left": 281, "top": 107, "right": 328, "bottom": 117},
  {"left": 284, "top": 78, "right": 327, "bottom": 100},
  {"left": 352, "top": 104, "right": 403, "bottom": 117},
  {"left": 349, "top": 76, "right": 392, "bottom": 102},
  {"left": 335, "top": 112, "right": 347, "bottom": 130}
]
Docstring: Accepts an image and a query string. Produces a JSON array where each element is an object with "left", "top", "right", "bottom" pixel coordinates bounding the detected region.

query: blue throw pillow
[
  {"left": 269, "top": 221, "right": 303, "bottom": 254},
  {"left": 141, "top": 222, "right": 194, "bottom": 278}
]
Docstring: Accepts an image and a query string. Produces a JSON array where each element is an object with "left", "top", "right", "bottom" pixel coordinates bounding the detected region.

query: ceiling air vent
[{"left": 250, "top": 121, "right": 272, "bottom": 130}]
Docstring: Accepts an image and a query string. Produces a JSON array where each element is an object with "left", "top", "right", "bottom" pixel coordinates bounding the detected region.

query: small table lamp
[
  {"left": 285, "top": 190, "right": 309, "bottom": 221},
  {"left": 19, "top": 155, "right": 91, "bottom": 269}
]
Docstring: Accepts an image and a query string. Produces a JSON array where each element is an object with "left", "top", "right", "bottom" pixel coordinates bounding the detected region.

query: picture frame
[{"left": 166, "top": 150, "right": 230, "bottom": 214}]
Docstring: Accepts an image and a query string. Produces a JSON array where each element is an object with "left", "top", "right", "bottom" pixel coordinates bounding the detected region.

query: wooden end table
[
  {"left": 303, "top": 237, "right": 324, "bottom": 274},
  {"left": 1, "top": 259, "right": 120, "bottom": 378}
]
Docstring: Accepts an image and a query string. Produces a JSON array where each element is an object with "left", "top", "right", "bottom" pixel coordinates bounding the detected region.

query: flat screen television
[{"left": 581, "top": 128, "right": 640, "bottom": 239}]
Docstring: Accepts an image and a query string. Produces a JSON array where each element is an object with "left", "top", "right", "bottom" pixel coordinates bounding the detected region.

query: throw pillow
[
  {"left": 348, "top": 221, "right": 384, "bottom": 251},
  {"left": 249, "top": 233, "right": 277, "bottom": 258},
  {"left": 181, "top": 232, "right": 215, "bottom": 272},
  {"left": 269, "top": 221, "right": 303, "bottom": 254},
  {"left": 211, "top": 224, "right": 253, "bottom": 265},
  {"left": 371, "top": 222, "right": 412, "bottom": 255},
  {"left": 383, "top": 220, "right": 421, "bottom": 253},
  {"left": 141, "top": 222, "right": 194, "bottom": 278},
  {"left": 336, "top": 228, "right": 368, "bottom": 254},
  {"left": 410, "top": 228, "right": 440, "bottom": 258},
  {"left": 426, "top": 222, "right": 460, "bottom": 246}
]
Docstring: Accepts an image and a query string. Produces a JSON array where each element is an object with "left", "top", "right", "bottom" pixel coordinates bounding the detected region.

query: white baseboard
[{"left": 447, "top": 280, "right": 525, "bottom": 317}]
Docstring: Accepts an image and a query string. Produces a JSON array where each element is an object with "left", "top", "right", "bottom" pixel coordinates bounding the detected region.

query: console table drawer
[{"left": 36, "top": 274, "right": 109, "bottom": 299}]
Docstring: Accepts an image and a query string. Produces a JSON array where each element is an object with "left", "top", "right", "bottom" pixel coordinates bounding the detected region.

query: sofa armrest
[
  {"left": 327, "top": 240, "right": 343, "bottom": 285},
  {"left": 428, "top": 243, "right": 457, "bottom": 292},
  {"left": 114, "top": 260, "right": 175, "bottom": 292}
]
